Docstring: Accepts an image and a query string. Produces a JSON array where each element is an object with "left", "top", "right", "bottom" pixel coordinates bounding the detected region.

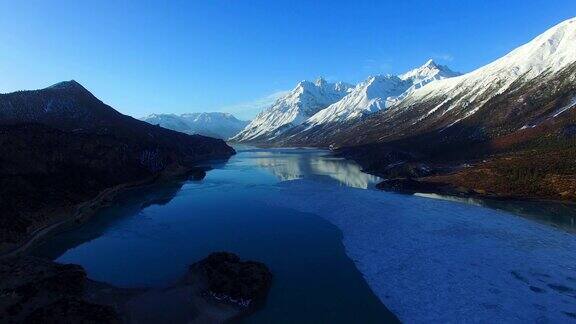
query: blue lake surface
[
  {"left": 31, "top": 146, "right": 576, "bottom": 322},
  {"left": 32, "top": 147, "right": 397, "bottom": 323}
]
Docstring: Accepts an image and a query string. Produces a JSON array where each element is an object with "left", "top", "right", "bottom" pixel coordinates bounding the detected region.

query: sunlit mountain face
[{"left": 246, "top": 148, "right": 381, "bottom": 189}]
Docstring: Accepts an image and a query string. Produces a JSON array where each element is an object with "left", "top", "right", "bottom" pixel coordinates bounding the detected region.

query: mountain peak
[
  {"left": 314, "top": 77, "right": 327, "bottom": 87},
  {"left": 232, "top": 78, "right": 352, "bottom": 142},
  {"left": 48, "top": 80, "right": 82, "bottom": 89},
  {"left": 423, "top": 59, "right": 438, "bottom": 68},
  {"left": 46, "top": 80, "right": 91, "bottom": 95},
  {"left": 368, "top": 74, "right": 396, "bottom": 81},
  {"left": 399, "top": 60, "right": 460, "bottom": 85}
]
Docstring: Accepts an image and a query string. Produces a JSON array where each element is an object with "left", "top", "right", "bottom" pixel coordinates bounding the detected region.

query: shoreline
[
  {"left": 0, "top": 165, "right": 206, "bottom": 259},
  {"left": 370, "top": 170, "right": 575, "bottom": 207},
  {"left": 269, "top": 179, "right": 576, "bottom": 322},
  {"left": 237, "top": 144, "right": 576, "bottom": 205},
  {"left": 373, "top": 176, "right": 576, "bottom": 206}
]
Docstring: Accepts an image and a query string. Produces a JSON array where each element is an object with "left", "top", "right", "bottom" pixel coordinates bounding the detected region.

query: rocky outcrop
[
  {"left": 0, "top": 257, "right": 120, "bottom": 323},
  {"left": 190, "top": 252, "right": 272, "bottom": 309},
  {"left": 1, "top": 253, "right": 272, "bottom": 323},
  {"left": 376, "top": 178, "right": 448, "bottom": 195}
]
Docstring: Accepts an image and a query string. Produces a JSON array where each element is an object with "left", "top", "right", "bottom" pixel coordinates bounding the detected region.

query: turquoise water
[{"left": 32, "top": 147, "right": 397, "bottom": 323}]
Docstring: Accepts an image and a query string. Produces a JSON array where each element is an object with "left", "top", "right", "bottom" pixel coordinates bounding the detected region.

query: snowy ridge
[
  {"left": 142, "top": 112, "right": 248, "bottom": 139},
  {"left": 235, "top": 17, "right": 576, "bottom": 144},
  {"left": 305, "top": 75, "right": 411, "bottom": 127},
  {"left": 304, "top": 60, "right": 459, "bottom": 127},
  {"left": 392, "top": 59, "right": 461, "bottom": 104},
  {"left": 552, "top": 95, "right": 576, "bottom": 118},
  {"left": 399, "top": 59, "right": 461, "bottom": 88},
  {"left": 400, "top": 17, "right": 576, "bottom": 121},
  {"left": 231, "top": 78, "right": 352, "bottom": 141}
]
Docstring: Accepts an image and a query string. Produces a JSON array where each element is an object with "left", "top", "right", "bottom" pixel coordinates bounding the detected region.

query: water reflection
[
  {"left": 415, "top": 193, "right": 576, "bottom": 232},
  {"left": 238, "top": 146, "right": 576, "bottom": 231},
  {"left": 241, "top": 147, "right": 381, "bottom": 189},
  {"left": 32, "top": 147, "right": 397, "bottom": 322},
  {"left": 32, "top": 181, "right": 185, "bottom": 260},
  {"left": 310, "top": 156, "right": 381, "bottom": 188}
]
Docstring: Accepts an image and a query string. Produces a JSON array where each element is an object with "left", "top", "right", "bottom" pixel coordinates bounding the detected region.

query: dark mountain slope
[
  {"left": 0, "top": 81, "right": 235, "bottom": 253},
  {"left": 0, "top": 81, "right": 234, "bottom": 164},
  {"left": 334, "top": 63, "right": 576, "bottom": 200}
]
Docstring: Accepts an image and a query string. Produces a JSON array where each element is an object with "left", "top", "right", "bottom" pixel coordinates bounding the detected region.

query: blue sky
[{"left": 0, "top": 1, "right": 575, "bottom": 120}]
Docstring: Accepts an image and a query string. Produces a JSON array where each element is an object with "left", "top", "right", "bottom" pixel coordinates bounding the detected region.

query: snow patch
[{"left": 552, "top": 96, "right": 576, "bottom": 118}]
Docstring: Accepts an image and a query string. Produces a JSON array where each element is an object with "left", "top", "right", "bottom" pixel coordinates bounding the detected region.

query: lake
[{"left": 32, "top": 146, "right": 576, "bottom": 322}]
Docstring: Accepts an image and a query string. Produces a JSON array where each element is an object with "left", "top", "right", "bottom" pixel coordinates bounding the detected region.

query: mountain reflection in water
[{"left": 246, "top": 147, "right": 381, "bottom": 189}]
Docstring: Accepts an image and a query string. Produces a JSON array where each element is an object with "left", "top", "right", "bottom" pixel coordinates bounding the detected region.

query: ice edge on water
[{"left": 265, "top": 179, "right": 576, "bottom": 323}]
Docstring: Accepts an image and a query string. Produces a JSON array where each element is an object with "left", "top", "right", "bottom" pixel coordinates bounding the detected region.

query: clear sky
[{"left": 1, "top": 1, "right": 575, "bottom": 120}]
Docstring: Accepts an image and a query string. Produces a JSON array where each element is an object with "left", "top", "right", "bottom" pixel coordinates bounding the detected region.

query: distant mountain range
[
  {"left": 141, "top": 112, "right": 248, "bottom": 140},
  {"left": 231, "top": 79, "right": 354, "bottom": 142},
  {"left": 233, "top": 17, "right": 576, "bottom": 201},
  {"left": 231, "top": 60, "right": 459, "bottom": 143}
]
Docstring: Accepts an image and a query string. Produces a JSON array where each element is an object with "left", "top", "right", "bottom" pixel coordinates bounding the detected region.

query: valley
[
  {"left": 27, "top": 147, "right": 576, "bottom": 322},
  {"left": 232, "top": 17, "right": 576, "bottom": 202},
  {"left": 1, "top": 8, "right": 575, "bottom": 323}
]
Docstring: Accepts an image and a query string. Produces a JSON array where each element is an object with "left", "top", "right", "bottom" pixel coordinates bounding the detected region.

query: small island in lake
[{"left": 0, "top": 253, "right": 272, "bottom": 323}]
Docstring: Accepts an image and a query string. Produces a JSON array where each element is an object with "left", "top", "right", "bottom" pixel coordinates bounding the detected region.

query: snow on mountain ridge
[
  {"left": 398, "top": 59, "right": 461, "bottom": 92},
  {"left": 400, "top": 17, "right": 576, "bottom": 119},
  {"left": 305, "top": 75, "right": 412, "bottom": 127},
  {"left": 236, "top": 17, "right": 576, "bottom": 144},
  {"left": 181, "top": 112, "right": 238, "bottom": 123},
  {"left": 231, "top": 78, "right": 353, "bottom": 141},
  {"left": 304, "top": 60, "right": 460, "bottom": 127},
  {"left": 142, "top": 112, "right": 248, "bottom": 139}
]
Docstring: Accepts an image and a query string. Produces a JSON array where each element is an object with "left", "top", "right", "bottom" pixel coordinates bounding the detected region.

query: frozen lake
[{"left": 32, "top": 147, "right": 576, "bottom": 322}]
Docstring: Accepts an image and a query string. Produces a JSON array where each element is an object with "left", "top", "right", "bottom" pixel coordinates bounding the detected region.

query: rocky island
[
  {"left": 188, "top": 252, "right": 273, "bottom": 310},
  {"left": 0, "top": 253, "right": 272, "bottom": 323}
]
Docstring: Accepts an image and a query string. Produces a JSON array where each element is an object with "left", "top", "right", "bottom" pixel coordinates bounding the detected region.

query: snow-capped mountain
[
  {"left": 399, "top": 59, "right": 460, "bottom": 87},
  {"left": 304, "top": 75, "right": 411, "bottom": 127},
  {"left": 393, "top": 59, "right": 461, "bottom": 103},
  {"left": 281, "top": 17, "right": 576, "bottom": 149},
  {"left": 142, "top": 112, "right": 248, "bottom": 139},
  {"left": 291, "top": 60, "right": 459, "bottom": 130},
  {"left": 233, "top": 61, "right": 458, "bottom": 143},
  {"left": 234, "top": 17, "right": 576, "bottom": 149},
  {"left": 393, "top": 17, "right": 576, "bottom": 123},
  {"left": 231, "top": 78, "right": 353, "bottom": 142}
]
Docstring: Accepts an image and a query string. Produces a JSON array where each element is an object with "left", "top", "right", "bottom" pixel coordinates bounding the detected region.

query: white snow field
[{"left": 266, "top": 180, "right": 576, "bottom": 323}]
